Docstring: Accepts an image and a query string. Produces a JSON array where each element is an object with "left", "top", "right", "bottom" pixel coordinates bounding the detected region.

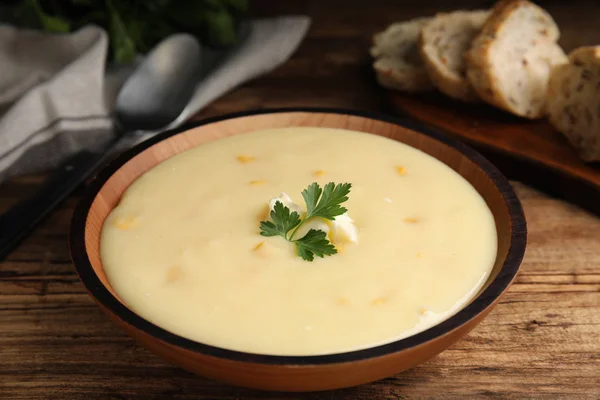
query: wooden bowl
[{"left": 70, "top": 108, "right": 527, "bottom": 392}]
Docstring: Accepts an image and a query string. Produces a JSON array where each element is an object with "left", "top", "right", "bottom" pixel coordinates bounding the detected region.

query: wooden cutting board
[{"left": 388, "top": 92, "right": 600, "bottom": 216}]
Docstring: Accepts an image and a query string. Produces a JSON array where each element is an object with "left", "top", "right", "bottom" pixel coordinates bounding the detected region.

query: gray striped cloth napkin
[{"left": 0, "top": 16, "right": 310, "bottom": 183}]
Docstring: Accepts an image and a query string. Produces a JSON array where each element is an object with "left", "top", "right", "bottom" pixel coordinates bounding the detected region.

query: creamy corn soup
[{"left": 100, "top": 127, "right": 497, "bottom": 356}]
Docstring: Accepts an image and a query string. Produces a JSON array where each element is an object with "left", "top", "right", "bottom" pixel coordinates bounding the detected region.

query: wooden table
[{"left": 1, "top": 1, "right": 599, "bottom": 398}]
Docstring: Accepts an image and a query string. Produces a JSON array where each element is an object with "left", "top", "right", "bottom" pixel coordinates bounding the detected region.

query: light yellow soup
[{"left": 100, "top": 127, "right": 497, "bottom": 356}]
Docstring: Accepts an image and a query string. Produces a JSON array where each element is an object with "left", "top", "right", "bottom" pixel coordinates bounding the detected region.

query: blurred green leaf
[
  {"left": 222, "top": 0, "right": 249, "bottom": 13},
  {"left": 27, "top": 0, "right": 70, "bottom": 33},
  {"left": 165, "top": 2, "right": 211, "bottom": 29},
  {"left": 203, "top": 0, "right": 225, "bottom": 9},
  {"left": 204, "top": 8, "right": 237, "bottom": 46},
  {"left": 5, "top": 0, "right": 249, "bottom": 61},
  {"left": 105, "top": 0, "right": 136, "bottom": 63},
  {"left": 164, "top": 1, "right": 241, "bottom": 47}
]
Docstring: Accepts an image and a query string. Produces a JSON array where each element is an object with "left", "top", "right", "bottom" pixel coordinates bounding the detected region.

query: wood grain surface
[{"left": 1, "top": 0, "right": 600, "bottom": 398}]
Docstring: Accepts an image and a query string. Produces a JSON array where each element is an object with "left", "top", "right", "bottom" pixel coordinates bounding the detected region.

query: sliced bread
[
  {"left": 419, "top": 10, "right": 490, "bottom": 102},
  {"left": 370, "top": 18, "right": 433, "bottom": 93},
  {"left": 547, "top": 46, "right": 600, "bottom": 162},
  {"left": 466, "top": 0, "right": 567, "bottom": 118}
]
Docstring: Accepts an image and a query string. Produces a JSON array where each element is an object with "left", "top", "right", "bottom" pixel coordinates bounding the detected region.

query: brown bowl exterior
[{"left": 70, "top": 108, "right": 527, "bottom": 392}]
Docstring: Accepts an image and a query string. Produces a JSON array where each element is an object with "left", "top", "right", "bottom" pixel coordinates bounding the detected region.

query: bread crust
[
  {"left": 419, "top": 10, "right": 490, "bottom": 102},
  {"left": 547, "top": 46, "right": 600, "bottom": 162},
  {"left": 371, "top": 18, "right": 433, "bottom": 93},
  {"left": 466, "top": 0, "right": 566, "bottom": 118}
]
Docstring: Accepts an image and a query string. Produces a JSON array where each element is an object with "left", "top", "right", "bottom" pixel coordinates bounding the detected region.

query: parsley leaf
[
  {"left": 295, "top": 229, "right": 337, "bottom": 261},
  {"left": 302, "top": 182, "right": 351, "bottom": 220},
  {"left": 259, "top": 201, "right": 301, "bottom": 239},
  {"left": 259, "top": 182, "right": 352, "bottom": 262},
  {"left": 301, "top": 182, "right": 322, "bottom": 216}
]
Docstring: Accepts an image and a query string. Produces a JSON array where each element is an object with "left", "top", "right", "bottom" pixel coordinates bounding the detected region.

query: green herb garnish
[{"left": 259, "top": 182, "right": 352, "bottom": 262}]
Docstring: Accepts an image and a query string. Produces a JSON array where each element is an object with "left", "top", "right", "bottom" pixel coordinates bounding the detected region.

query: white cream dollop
[
  {"left": 268, "top": 192, "right": 303, "bottom": 215},
  {"left": 326, "top": 212, "right": 358, "bottom": 244},
  {"left": 267, "top": 193, "right": 358, "bottom": 244}
]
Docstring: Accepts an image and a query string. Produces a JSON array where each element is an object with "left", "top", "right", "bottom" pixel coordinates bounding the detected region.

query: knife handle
[{"left": 0, "top": 149, "right": 109, "bottom": 261}]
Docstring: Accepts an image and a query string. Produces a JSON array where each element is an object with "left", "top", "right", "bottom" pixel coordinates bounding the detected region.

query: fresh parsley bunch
[
  {"left": 3, "top": 0, "right": 248, "bottom": 63},
  {"left": 260, "top": 182, "right": 352, "bottom": 262}
]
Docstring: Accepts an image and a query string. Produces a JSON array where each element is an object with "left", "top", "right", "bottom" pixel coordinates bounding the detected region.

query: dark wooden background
[{"left": 1, "top": 1, "right": 600, "bottom": 399}]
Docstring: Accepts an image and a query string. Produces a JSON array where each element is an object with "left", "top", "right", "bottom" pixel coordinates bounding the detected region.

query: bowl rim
[{"left": 70, "top": 107, "right": 527, "bottom": 366}]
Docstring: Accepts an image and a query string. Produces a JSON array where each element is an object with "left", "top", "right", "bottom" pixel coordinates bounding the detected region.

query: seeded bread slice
[
  {"left": 466, "top": 0, "right": 567, "bottom": 118},
  {"left": 370, "top": 18, "right": 433, "bottom": 93},
  {"left": 419, "top": 10, "right": 490, "bottom": 102},
  {"left": 547, "top": 46, "right": 600, "bottom": 162}
]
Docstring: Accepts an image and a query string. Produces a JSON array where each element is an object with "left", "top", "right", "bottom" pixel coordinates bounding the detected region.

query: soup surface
[{"left": 100, "top": 127, "right": 497, "bottom": 356}]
